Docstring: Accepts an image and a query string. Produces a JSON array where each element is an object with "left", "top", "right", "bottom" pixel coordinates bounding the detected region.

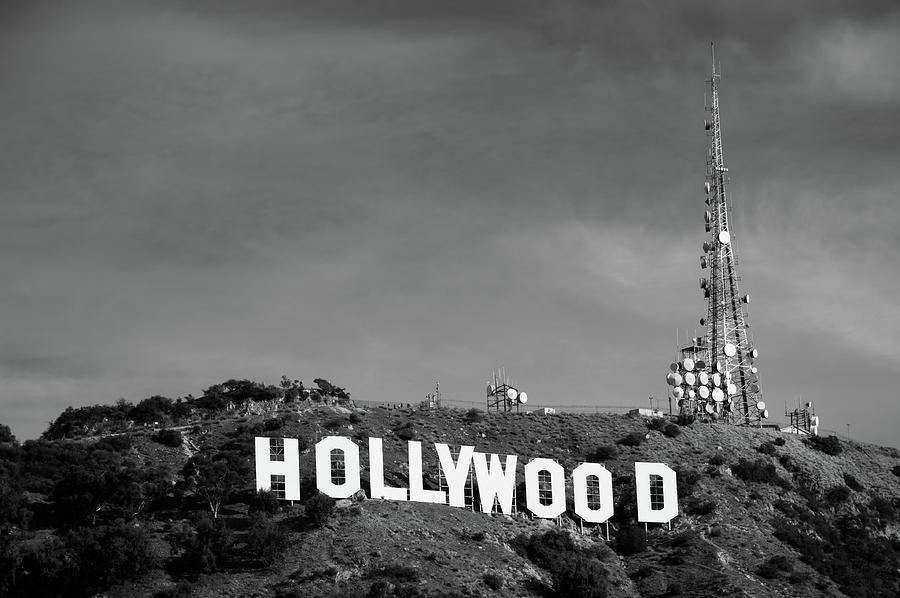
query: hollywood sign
[{"left": 255, "top": 436, "right": 679, "bottom": 524}]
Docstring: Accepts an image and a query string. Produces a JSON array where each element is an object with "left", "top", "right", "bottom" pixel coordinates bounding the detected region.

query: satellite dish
[
  {"left": 673, "top": 387, "right": 685, "bottom": 399},
  {"left": 762, "top": 409, "right": 769, "bottom": 419},
  {"left": 518, "top": 392, "right": 528, "bottom": 404},
  {"left": 711, "top": 388, "right": 724, "bottom": 402},
  {"left": 811, "top": 415, "right": 819, "bottom": 425},
  {"left": 748, "top": 383, "right": 760, "bottom": 393},
  {"left": 666, "top": 373, "right": 677, "bottom": 386},
  {"left": 727, "top": 383, "right": 737, "bottom": 396},
  {"left": 723, "top": 343, "right": 737, "bottom": 357},
  {"left": 724, "top": 371, "right": 732, "bottom": 382},
  {"left": 705, "top": 403, "right": 715, "bottom": 414},
  {"left": 715, "top": 360, "right": 724, "bottom": 373},
  {"left": 704, "top": 210, "right": 711, "bottom": 223},
  {"left": 696, "top": 360, "right": 706, "bottom": 370},
  {"left": 750, "top": 366, "right": 758, "bottom": 374},
  {"left": 704, "top": 181, "right": 711, "bottom": 194},
  {"left": 756, "top": 400, "right": 766, "bottom": 411},
  {"left": 718, "top": 230, "right": 731, "bottom": 245},
  {"left": 487, "top": 384, "right": 495, "bottom": 395},
  {"left": 683, "top": 357, "right": 695, "bottom": 371},
  {"left": 698, "top": 385, "right": 710, "bottom": 399},
  {"left": 742, "top": 294, "right": 750, "bottom": 304},
  {"left": 506, "top": 388, "right": 518, "bottom": 401},
  {"left": 677, "top": 399, "right": 685, "bottom": 408},
  {"left": 806, "top": 402, "right": 813, "bottom": 408},
  {"left": 700, "top": 256, "right": 708, "bottom": 269},
  {"left": 700, "top": 278, "right": 708, "bottom": 289},
  {"left": 684, "top": 372, "right": 696, "bottom": 386},
  {"left": 699, "top": 317, "right": 706, "bottom": 326},
  {"left": 687, "top": 389, "right": 696, "bottom": 398},
  {"left": 712, "top": 373, "right": 722, "bottom": 387},
  {"left": 704, "top": 119, "right": 712, "bottom": 131},
  {"left": 703, "top": 241, "right": 712, "bottom": 253},
  {"left": 750, "top": 348, "right": 759, "bottom": 359},
  {"left": 698, "top": 371, "right": 710, "bottom": 386},
  {"left": 669, "top": 362, "right": 679, "bottom": 372}
]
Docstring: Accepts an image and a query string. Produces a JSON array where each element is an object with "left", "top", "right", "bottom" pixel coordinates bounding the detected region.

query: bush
[
  {"left": 483, "top": 572, "right": 503, "bottom": 590},
  {"left": 348, "top": 412, "right": 363, "bottom": 424},
  {"left": 618, "top": 432, "right": 645, "bottom": 447},
  {"left": 243, "top": 512, "right": 288, "bottom": 566},
  {"left": 263, "top": 418, "right": 283, "bottom": 432},
  {"left": 708, "top": 453, "right": 726, "bottom": 466},
  {"left": 757, "top": 441, "right": 776, "bottom": 456},
  {"left": 552, "top": 554, "right": 609, "bottom": 598},
  {"left": 684, "top": 497, "right": 717, "bottom": 516},
  {"left": 663, "top": 423, "right": 681, "bottom": 438},
  {"left": 154, "top": 581, "right": 194, "bottom": 598},
  {"left": 773, "top": 436, "right": 786, "bottom": 446},
  {"left": 891, "top": 465, "right": 900, "bottom": 477},
  {"left": 305, "top": 493, "right": 335, "bottom": 527},
  {"left": 394, "top": 426, "right": 415, "bottom": 441},
  {"left": 614, "top": 526, "right": 646, "bottom": 555},
  {"left": 757, "top": 555, "right": 793, "bottom": 579},
  {"left": 250, "top": 489, "right": 281, "bottom": 515},
  {"left": 676, "top": 414, "right": 695, "bottom": 426},
  {"left": 731, "top": 458, "right": 791, "bottom": 489},
  {"left": 152, "top": 429, "right": 183, "bottom": 448},
  {"left": 825, "top": 485, "right": 851, "bottom": 504},
  {"left": 172, "top": 513, "right": 232, "bottom": 573},
  {"left": 464, "top": 408, "right": 484, "bottom": 423},
  {"left": 843, "top": 473, "right": 863, "bottom": 491},
  {"left": 587, "top": 445, "right": 619, "bottom": 461},
  {"left": 647, "top": 418, "right": 668, "bottom": 433},
  {"left": 323, "top": 417, "right": 344, "bottom": 430},
  {"left": 806, "top": 435, "right": 842, "bottom": 456}
]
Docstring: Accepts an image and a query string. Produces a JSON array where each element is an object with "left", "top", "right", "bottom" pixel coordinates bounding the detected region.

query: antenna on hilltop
[{"left": 665, "top": 44, "right": 765, "bottom": 426}]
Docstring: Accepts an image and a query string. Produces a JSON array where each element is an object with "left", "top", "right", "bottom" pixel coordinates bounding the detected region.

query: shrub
[
  {"left": 464, "top": 408, "right": 484, "bottom": 423},
  {"left": 676, "top": 414, "right": 695, "bottom": 426},
  {"left": 243, "top": 512, "right": 288, "bottom": 566},
  {"left": 708, "top": 453, "right": 726, "bottom": 466},
  {"left": 892, "top": 465, "right": 900, "bottom": 477},
  {"left": 618, "top": 432, "right": 645, "bottom": 447},
  {"left": 172, "top": 513, "right": 232, "bottom": 573},
  {"left": 152, "top": 429, "right": 183, "bottom": 448},
  {"left": 323, "top": 417, "right": 344, "bottom": 430},
  {"left": 250, "top": 489, "right": 281, "bottom": 515},
  {"left": 395, "top": 426, "right": 415, "bottom": 441},
  {"left": 684, "top": 497, "right": 717, "bottom": 516},
  {"left": 552, "top": 554, "right": 609, "bottom": 598},
  {"left": 731, "top": 458, "right": 791, "bottom": 489},
  {"left": 825, "top": 485, "right": 851, "bottom": 504},
  {"left": 663, "top": 423, "right": 681, "bottom": 438},
  {"left": 806, "top": 435, "right": 842, "bottom": 456},
  {"left": 773, "top": 437, "right": 786, "bottom": 446},
  {"left": 263, "top": 418, "right": 283, "bottom": 431},
  {"left": 348, "top": 412, "right": 363, "bottom": 424},
  {"left": 305, "top": 493, "right": 335, "bottom": 527},
  {"left": 614, "top": 526, "right": 646, "bottom": 555},
  {"left": 647, "top": 418, "right": 668, "bottom": 433},
  {"left": 757, "top": 555, "right": 793, "bottom": 579},
  {"left": 483, "top": 572, "right": 503, "bottom": 590},
  {"left": 587, "top": 445, "right": 619, "bottom": 461},
  {"left": 757, "top": 441, "right": 776, "bottom": 456},
  {"left": 843, "top": 473, "right": 863, "bottom": 492}
]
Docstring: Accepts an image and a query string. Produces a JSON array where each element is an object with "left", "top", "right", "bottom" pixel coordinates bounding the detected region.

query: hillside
[{"left": 1, "top": 387, "right": 899, "bottom": 598}]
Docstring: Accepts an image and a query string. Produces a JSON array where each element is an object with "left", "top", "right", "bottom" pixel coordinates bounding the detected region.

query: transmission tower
[{"left": 667, "top": 44, "right": 766, "bottom": 426}]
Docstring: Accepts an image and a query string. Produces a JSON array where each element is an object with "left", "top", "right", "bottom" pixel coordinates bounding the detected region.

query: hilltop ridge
[{"left": 1, "top": 381, "right": 899, "bottom": 598}]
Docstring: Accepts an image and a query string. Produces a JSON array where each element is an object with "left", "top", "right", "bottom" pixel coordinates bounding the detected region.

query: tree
[
  {"left": 0, "top": 424, "right": 16, "bottom": 444},
  {"left": 184, "top": 453, "right": 239, "bottom": 518},
  {"left": 172, "top": 513, "right": 232, "bottom": 573},
  {"left": 243, "top": 512, "right": 287, "bottom": 566}
]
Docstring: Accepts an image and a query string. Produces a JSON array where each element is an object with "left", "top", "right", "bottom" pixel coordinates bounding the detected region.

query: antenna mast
[{"left": 666, "top": 44, "right": 765, "bottom": 426}]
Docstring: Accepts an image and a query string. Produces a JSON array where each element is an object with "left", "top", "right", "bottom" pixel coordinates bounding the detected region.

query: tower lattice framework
[
  {"left": 701, "top": 44, "right": 762, "bottom": 424},
  {"left": 667, "top": 44, "right": 764, "bottom": 425}
]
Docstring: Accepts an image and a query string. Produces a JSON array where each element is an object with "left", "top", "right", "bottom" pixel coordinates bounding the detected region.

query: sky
[{"left": 1, "top": 0, "right": 899, "bottom": 447}]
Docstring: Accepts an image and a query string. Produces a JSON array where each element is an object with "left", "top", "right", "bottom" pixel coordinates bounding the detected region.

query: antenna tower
[{"left": 667, "top": 44, "right": 765, "bottom": 425}]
